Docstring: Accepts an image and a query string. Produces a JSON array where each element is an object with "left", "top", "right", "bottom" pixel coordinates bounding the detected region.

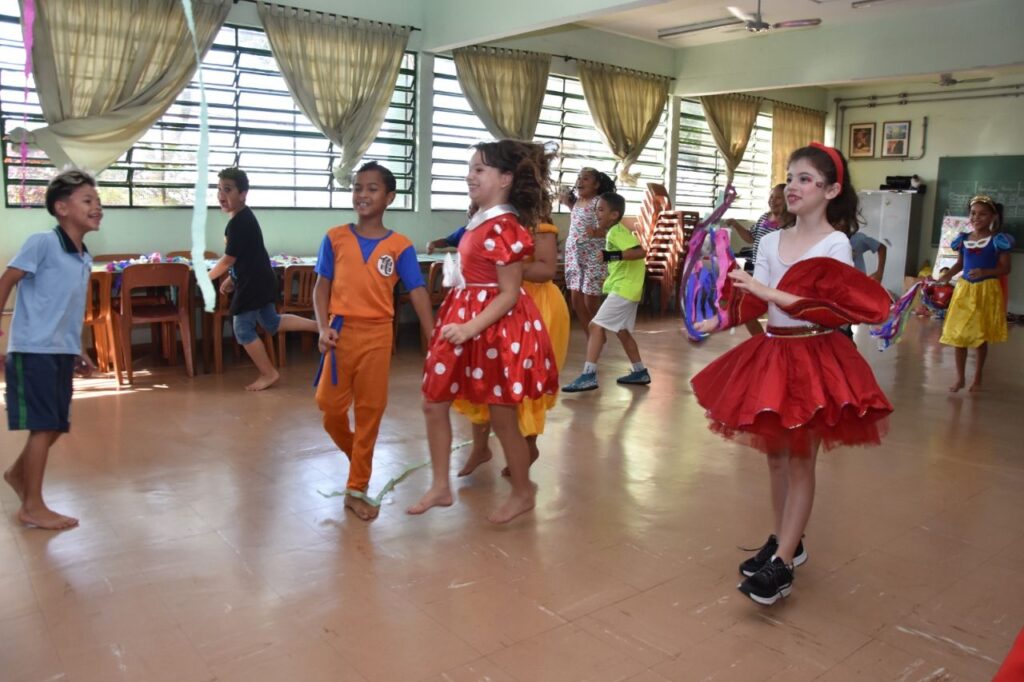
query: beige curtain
[
  {"left": 453, "top": 46, "right": 550, "bottom": 141},
  {"left": 771, "top": 103, "right": 826, "bottom": 185},
  {"left": 258, "top": 1, "right": 410, "bottom": 186},
  {"left": 699, "top": 93, "right": 763, "bottom": 184},
  {"left": 578, "top": 61, "right": 670, "bottom": 186},
  {"left": 12, "top": 0, "right": 229, "bottom": 171}
]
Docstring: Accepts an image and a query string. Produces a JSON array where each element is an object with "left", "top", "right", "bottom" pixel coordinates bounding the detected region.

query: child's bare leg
[
  {"left": 488, "top": 405, "right": 535, "bottom": 524},
  {"left": 458, "top": 421, "right": 492, "bottom": 477},
  {"left": 583, "top": 294, "right": 602, "bottom": 326},
  {"left": 615, "top": 330, "right": 642, "bottom": 365},
  {"left": 242, "top": 338, "right": 279, "bottom": 391},
  {"left": 344, "top": 495, "right": 379, "bottom": 521},
  {"left": 277, "top": 314, "right": 318, "bottom": 334},
  {"left": 408, "top": 400, "right": 455, "bottom": 514},
  {"left": 950, "top": 346, "right": 967, "bottom": 392},
  {"left": 969, "top": 343, "right": 988, "bottom": 392},
  {"left": 586, "top": 324, "right": 606, "bottom": 364},
  {"left": 5, "top": 431, "right": 61, "bottom": 502},
  {"left": 14, "top": 431, "right": 78, "bottom": 530},
  {"left": 775, "top": 444, "right": 819, "bottom": 564},
  {"left": 570, "top": 291, "right": 592, "bottom": 337},
  {"left": 501, "top": 434, "right": 540, "bottom": 477},
  {"left": 766, "top": 452, "right": 789, "bottom": 537}
]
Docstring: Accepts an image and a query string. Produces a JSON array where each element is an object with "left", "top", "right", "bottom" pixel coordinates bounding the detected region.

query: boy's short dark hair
[
  {"left": 355, "top": 161, "right": 397, "bottom": 194},
  {"left": 218, "top": 167, "right": 249, "bottom": 193},
  {"left": 599, "top": 191, "right": 626, "bottom": 222},
  {"left": 45, "top": 169, "right": 96, "bottom": 217}
]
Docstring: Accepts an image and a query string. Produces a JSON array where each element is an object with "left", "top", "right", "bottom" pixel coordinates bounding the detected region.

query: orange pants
[{"left": 315, "top": 318, "right": 393, "bottom": 493}]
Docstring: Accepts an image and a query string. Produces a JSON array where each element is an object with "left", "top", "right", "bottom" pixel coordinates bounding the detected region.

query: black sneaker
[
  {"left": 738, "top": 556, "right": 794, "bottom": 606},
  {"left": 739, "top": 535, "right": 807, "bottom": 577}
]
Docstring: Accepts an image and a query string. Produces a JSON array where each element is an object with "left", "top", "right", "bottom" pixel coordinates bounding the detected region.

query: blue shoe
[
  {"left": 562, "top": 372, "right": 598, "bottom": 392},
  {"left": 616, "top": 368, "right": 651, "bottom": 386}
]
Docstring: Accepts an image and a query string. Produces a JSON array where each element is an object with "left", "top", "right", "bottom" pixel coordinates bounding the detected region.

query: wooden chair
[
  {"left": 113, "top": 263, "right": 195, "bottom": 385},
  {"left": 201, "top": 275, "right": 277, "bottom": 373},
  {"left": 166, "top": 250, "right": 219, "bottom": 260},
  {"left": 84, "top": 272, "right": 121, "bottom": 377},
  {"left": 276, "top": 264, "right": 317, "bottom": 367},
  {"left": 426, "top": 261, "right": 447, "bottom": 307}
]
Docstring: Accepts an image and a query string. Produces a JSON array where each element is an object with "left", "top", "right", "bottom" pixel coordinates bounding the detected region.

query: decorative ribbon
[
  {"left": 317, "top": 439, "right": 474, "bottom": 508},
  {"left": 869, "top": 281, "right": 922, "bottom": 351},
  {"left": 679, "top": 185, "right": 739, "bottom": 341},
  {"left": 442, "top": 252, "right": 465, "bottom": 289},
  {"left": 180, "top": 0, "right": 216, "bottom": 312},
  {"left": 18, "top": 0, "right": 35, "bottom": 206}
]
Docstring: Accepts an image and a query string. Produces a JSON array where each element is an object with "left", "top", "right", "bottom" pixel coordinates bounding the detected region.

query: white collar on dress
[
  {"left": 466, "top": 204, "right": 517, "bottom": 232},
  {"left": 963, "top": 236, "right": 991, "bottom": 250}
]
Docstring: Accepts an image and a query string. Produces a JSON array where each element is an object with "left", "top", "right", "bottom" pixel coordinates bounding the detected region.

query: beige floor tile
[
  {"left": 486, "top": 622, "right": 648, "bottom": 681},
  {"left": 0, "top": 317, "right": 1021, "bottom": 680}
]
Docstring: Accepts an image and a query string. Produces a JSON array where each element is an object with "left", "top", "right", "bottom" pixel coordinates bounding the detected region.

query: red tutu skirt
[
  {"left": 422, "top": 285, "right": 559, "bottom": 404},
  {"left": 690, "top": 329, "right": 892, "bottom": 456}
]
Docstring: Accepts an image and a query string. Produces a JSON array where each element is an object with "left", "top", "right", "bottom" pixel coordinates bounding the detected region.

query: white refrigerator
[{"left": 856, "top": 190, "right": 924, "bottom": 294}]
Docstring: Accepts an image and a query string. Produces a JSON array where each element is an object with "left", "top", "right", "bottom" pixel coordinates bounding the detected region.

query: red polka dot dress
[{"left": 422, "top": 207, "right": 559, "bottom": 405}]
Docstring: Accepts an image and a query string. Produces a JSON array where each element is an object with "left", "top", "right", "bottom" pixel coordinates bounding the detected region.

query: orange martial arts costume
[{"left": 314, "top": 224, "right": 424, "bottom": 493}]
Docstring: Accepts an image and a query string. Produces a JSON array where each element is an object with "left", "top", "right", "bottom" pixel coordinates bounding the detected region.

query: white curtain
[
  {"left": 12, "top": 0, "right": 229, "bottom": 171},
  {"left": 578, "top": 61, "right": 670, "bottom": 186},
  {"left": 258, "top": 1, "right": 411, "bottom": 186},
  {"left": 453, "top": 46, "right": 550, "bottom": 141}
]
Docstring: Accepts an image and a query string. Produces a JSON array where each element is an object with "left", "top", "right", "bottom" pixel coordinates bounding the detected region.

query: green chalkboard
[{"left": 933, "top": 155, "right": 1024, "bottom": 250}]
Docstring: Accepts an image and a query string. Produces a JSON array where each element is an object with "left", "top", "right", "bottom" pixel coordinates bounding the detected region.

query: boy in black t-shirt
[{"left": 208, "top": 168, "right": 317, "bottom": 390}]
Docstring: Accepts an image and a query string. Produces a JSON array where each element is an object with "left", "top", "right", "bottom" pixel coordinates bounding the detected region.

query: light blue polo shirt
[{"left": 6, "top": 227, "right": 92, "bottom": 355}]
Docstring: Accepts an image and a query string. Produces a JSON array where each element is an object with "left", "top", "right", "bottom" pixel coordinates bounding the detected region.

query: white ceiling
[{"left": 582, "top": 0, "right": 985, "bottom": 47}]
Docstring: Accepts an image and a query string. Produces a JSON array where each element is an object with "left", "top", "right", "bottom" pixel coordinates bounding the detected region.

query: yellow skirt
[
  {"left": 453, "top": 280, "right": 570, "bottom": 435},
  {"left": 939, "top": 278, "right": 1008, "bottom": 348}
]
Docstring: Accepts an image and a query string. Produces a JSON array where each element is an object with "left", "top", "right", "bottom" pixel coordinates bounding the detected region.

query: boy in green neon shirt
[{"left": 563, "top": 191, "right": 650, "bottom": 392}]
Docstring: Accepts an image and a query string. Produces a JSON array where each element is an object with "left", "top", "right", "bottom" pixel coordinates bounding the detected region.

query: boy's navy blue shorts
[{"left": 4, "top": 353, "right": 75, "bottom": 432}]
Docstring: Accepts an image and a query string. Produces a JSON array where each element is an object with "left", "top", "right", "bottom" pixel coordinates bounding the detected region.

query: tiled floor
[{"left": 2, "top": 315, "right": 1022, "bottom": 681}]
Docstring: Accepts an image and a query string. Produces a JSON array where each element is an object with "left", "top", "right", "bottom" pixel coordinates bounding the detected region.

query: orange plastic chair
[
  {"left": 276, "top": 264, "right": 317, "bottom": 367},
  {"left": 84, "top": 272, "right": 121, "bottom": 377},
  {"left": 113, "top": 263, "right": 195, "bottom": 385}
]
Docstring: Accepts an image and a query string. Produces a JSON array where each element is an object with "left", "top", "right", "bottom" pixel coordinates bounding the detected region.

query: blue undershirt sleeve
[
  {"left": 315, "top": 235, "right": 335, "bottom": 280},
  {"left": 396, "top": 245, "right": 425, "bottom": 290}
]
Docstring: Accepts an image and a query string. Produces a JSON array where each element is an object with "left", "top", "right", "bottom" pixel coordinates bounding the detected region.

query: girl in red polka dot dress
[{"left": 409, "top": 140, "right": 559, "bottom": 524}]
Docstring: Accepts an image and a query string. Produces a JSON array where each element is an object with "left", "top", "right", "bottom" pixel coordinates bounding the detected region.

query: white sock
[
  {"left": 583, "top": 362, "right": 598, "bottom": 375},
  {"left": 631, "top": 362, "right": 646, "bottom": 372}
]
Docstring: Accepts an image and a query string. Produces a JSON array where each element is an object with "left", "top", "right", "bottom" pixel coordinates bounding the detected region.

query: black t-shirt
[{"left": 224, "top": 207, "right": 278, "bottom": 314}]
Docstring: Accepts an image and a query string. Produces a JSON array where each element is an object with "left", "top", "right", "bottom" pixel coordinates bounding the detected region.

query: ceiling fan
[
  {"left": 658, "top": 0, "right": 822, "bottom": 39},
  {"left": 936, "top": 72, "right": 993, "bottom": 87}
]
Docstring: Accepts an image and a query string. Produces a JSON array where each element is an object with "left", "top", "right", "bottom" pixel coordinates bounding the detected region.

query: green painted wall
[{"left": 826, "top": 75, "right": 1024, "bottom": 313}]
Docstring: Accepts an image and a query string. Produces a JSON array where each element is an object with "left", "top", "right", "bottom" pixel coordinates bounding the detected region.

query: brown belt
[{"left": 765, "top": 325, "right": 834, "bottom": 338}]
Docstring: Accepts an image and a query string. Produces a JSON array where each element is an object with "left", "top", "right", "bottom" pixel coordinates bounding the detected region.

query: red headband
[{"left": 810, "top": 142, "right": 844, "bottom": 187}]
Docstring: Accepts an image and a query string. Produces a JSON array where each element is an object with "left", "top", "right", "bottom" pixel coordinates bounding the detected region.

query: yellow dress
[
  {"left": 453, "top": 223, "right": 570, "bottom": 435},
  {"left": 938, "top": 233, "right": 1012, "bottom": 348}
]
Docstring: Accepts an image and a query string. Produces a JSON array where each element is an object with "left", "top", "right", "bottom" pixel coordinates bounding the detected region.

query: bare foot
[
  {"left": 246, "top": 371, "right": 280, "bottom": 391},
  {"left": 501, "top": 441, "right": 540, "bottom": 477},
  {"left": 344, "top": 495, "right": 380, "bottom": 521},
  {"left": 968, "top": 380, "right": 983, "bottom": 393},
  {"left": 488, "top": 491, "right": 535, "bottom": 524},
  {"left": 458, "top": 447, "right": 492, "bottom": 477},
  {"left": 949, "top": 379, "right": 965, "bottom": 393},
  {"left": 3, "top": 468, "right": 25, "bottom": 502},
  {"left": 17, "top": 505, "right": 79, "bottom": 530},
  {"left": 407, "top": 486, "right": 454, "bottom": 515}
]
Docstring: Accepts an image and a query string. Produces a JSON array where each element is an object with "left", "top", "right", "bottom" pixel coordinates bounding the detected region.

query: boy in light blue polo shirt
[
  {"left": 563, "top": 191, "right": 650, "bottom": 392},
  {"left": 0, "top": 169, "right": 100, "bottom": 530}
]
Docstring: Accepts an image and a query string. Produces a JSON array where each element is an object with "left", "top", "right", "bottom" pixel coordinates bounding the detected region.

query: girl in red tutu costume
[
  {"left": 409, "top": 141, "right": 559, "bottom": 524},
  {"left": 691, "top": 144, "right": 894, "bottom": 605}
]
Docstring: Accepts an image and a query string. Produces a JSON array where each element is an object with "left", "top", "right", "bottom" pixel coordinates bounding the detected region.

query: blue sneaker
[
  {"left": 616, "top": 368, "right": 651, "bottom": 386},
  {"left": 562, "top": 372, "right": 598, "bottom": 392}
]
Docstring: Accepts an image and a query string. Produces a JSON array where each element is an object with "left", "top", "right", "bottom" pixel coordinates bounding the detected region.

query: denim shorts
[{"left": 233, "top": 303, "right": 281, "bottom": 344}]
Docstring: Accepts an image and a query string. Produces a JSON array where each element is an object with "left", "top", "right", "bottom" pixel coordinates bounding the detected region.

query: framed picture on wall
[
  {"left": 881, "top": 120, "right": 911, "bottom": 158},
  {"left": 849, "top": 123, "right": 875, "bottom": 158}
]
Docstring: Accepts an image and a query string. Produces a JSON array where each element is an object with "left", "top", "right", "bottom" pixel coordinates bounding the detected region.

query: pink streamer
[{"left": 19, "top": 0, "right": 36, "bottom": 206}]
